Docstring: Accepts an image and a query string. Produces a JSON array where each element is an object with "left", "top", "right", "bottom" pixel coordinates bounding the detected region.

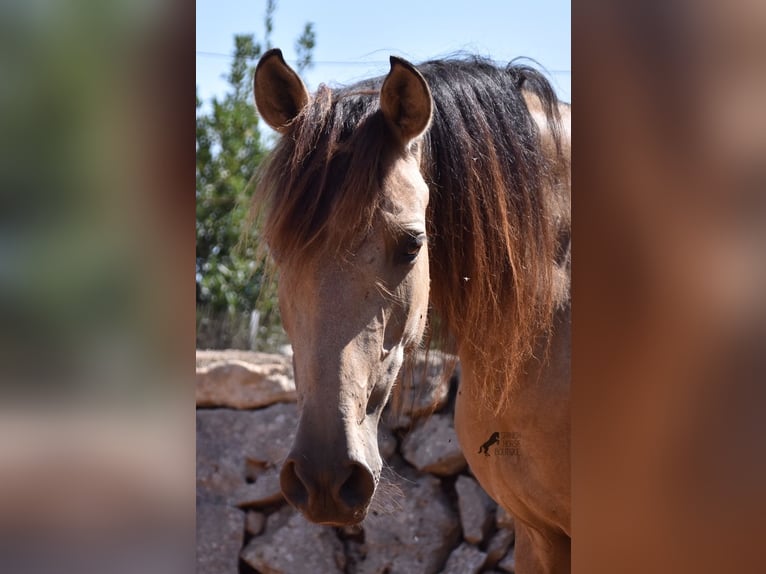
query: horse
[{"left": 252, "top": 48, "right": 570, "bottom": 573}]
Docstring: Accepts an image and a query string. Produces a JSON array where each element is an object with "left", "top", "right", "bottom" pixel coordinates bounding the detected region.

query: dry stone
[
  {"left": 343, "top": 539, "right": 366, "bottom": 573},
  {"left": 241, "top": 509, "right": 345, "bottom": 574},
  {"left": 262, "top": 503, "right": 294, "bottom": 532},
  {"left": 498, "top": 545, "right": 516, "bottom": 573},
  {"left": 196, "top": 404, "right": 298, "bottom": 505},
  {"left": 234, "top": 467, "right": 283, "bottom": 508},
  {"left": 378, "top": 424, "right": 397, "bottom": 460},
  {"left": 401, "top": 413, "right": 466, "bottom": 475},
  {"left": 196, "top": 349, "right": 291, "bottom": 369},
  {"left": 485, "top": 527, "right": 515, "bottom": 569},
  {"left": 455, "top": 474, "right": 495, "bottom": 544},
  {"left": 240, "top": 403, "right": 300, "bottom": 464},
  {"left": 194, "top": 349, "right": 527, "bottom": 574},
  {"left": 196, "top": 503, "right": 243, "bottom": 574},
  {"left": 196, "top": 358, "right": 295, "bottom": 409},
  {"left": 496, "top": 505, "right": 516, "bottom": 533},
  {"left": 245, "top": 511, "right": 265, "bottom": 536},
  {"left": 355, "top": 474, "right": 460, "bottom": 574},
  {"left": 196, "top": 412, "right": 250, "bottom": 505},
  {"left": 384, "top": 351, "right": 457, "bottom": 429},
  {"left": 441, "top": 542, "right": 487, "bottom": 574}
]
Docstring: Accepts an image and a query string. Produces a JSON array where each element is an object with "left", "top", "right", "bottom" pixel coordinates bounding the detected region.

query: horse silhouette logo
[{"left": 478, "top": 431, "right": 501, "bottom": 456}]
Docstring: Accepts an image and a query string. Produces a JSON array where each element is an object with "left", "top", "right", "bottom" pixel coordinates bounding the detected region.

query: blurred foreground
[
  {"left": 575, "top": 1, "right": 766, "bottom": 572},
  {"left": 0, "top": 0, "right": 193, "bottom": 572}
]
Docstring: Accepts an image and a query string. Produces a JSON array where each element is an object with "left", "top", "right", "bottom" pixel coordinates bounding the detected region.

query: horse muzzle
[{"left": 280, "top": 454, "right": 376, "bottom": 525}]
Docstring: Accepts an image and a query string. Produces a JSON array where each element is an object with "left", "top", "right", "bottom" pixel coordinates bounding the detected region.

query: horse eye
[{"left": 397, "top": 233, "right": 425, "bottom": 264}]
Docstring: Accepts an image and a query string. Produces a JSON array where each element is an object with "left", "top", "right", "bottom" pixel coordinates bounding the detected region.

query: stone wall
[{"left": 197, "top": 350, "right": 516, "bottom": 574}]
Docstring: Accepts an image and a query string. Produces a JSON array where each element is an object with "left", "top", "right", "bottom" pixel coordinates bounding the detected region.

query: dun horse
[{"left": 253, "top": 49, "right": 570, "bottom": 573}]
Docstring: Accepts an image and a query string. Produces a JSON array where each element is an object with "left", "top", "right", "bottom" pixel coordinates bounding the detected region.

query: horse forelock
[{"left": 254, "top": 82, "right": 393, "bottom": 269}]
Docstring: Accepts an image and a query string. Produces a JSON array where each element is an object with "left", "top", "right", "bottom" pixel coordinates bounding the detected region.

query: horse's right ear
[
  {"left": 380, "top": 56, "right": 432, "bottom": 143},
  {"left": 254, "top": 48, "right": 310, "bottom": 133}
]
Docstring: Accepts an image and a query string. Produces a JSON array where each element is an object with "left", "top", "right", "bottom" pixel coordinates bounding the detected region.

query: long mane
[{"left": 254, "top": 56, "right": 568, "bottom": 411}]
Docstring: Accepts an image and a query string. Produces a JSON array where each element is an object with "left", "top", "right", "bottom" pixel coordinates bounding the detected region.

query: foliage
[
  {"left": 196, "top": 35, "right": 264, "bottom": 315},
  {"left": 196, "top": 5, "right": 315, "bottom": 349},
  {"left": 295, "top": 22, "right": 316, "bottom": 73}
]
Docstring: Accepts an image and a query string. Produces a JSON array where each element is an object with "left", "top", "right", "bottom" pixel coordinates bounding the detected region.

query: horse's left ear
[
  {"left": 380, "top": 56, "right": 433, "bottom": 143},
  {"left": 254, "top": 48, "right": 310, "bottom": 133}
]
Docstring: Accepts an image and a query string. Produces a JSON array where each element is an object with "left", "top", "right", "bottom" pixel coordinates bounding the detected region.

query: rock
[
  {"left": 196, "top": 503, "right": 244, "bottom": 574},
  {"left": 338, "top": 523, "right": 365, "bottom": 571},
  {"left": 378, "top": 424, "right": 397, "bottom": 460},
  {"left": 195, "top": 351, "right": 511, "bottom": 573},
  {"left": 262, "top": 503, "right": 294, "bottom": 532},
  {"left": 455, "top": 475, "right": 495, "bottom": 544},
  {"left": 245, "top": 511, "right": 265, "bottom": 536},
  {"left": 234, "top": 467, "right": 283, "bottom": 508},
  {"left": 355, "top": 475, "right": 460, "bottom": 574},
  {"left": 400, "top": 414, "right": 466, "bottom": 476},
  {"left": 236, "top": 404, "right": 300, "bottom": 466},
  {"left": 197, "top": 406, "right": 304, "bottom": 572},
  {"left": 441, "top": 542, "right": 487, "bottom": 574},
  {"left": 344, "top": 539, "right": 366, "bottom": 573},
  {"left": 485, "top": 528, "right": 515, "bottom": 569},
  {"left": 498, "top": 545, "right": 516, "bottom": 573},
  {"left": 196, "top": 412, "right": 250, "bottom": 505},
  {"left": 496, "top": 506, "right": 516, "bottom": 532},
  {"left": 339, "top": 522, "right": 364, "bottom": 538},
  {"left": 241, "top": 509, "right": 345, "bottom": 574},
  {"left": 384, "top": 351, "right": 457, "bottom": 429},
  {"left": 196, "top": 349, "right": 291, "bottom": 369},
  {"left": 196, "top": 359, "right": 295, "bottom": 409},
  {"left": 196, "top": 404, "right": 298, "bottom": 505}
]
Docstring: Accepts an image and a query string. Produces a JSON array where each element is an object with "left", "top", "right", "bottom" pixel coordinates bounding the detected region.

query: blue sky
[{"left": 197, "top": 0, "right": 571, "bottom": 106}]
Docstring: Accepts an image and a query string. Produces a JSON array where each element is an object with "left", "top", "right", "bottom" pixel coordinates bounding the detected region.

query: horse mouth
[{"left": 301, "top": 503, "right": 370, "bottom": 526}]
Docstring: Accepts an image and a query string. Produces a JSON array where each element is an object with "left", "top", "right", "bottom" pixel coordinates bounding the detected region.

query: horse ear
[
  {"left": 380, "top": 56, "right": 433, "bottom": 143},
  {"left": 254, "top": 48, "right": 310, "bottom": 133}
]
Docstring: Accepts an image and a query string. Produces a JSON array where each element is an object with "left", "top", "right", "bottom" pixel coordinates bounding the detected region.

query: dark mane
[
  {"left": 418, "top": 57, "right": 565, "bottom": 408},
  {"left": 254, "top": 56, "right": 568, "bottom": 410}
]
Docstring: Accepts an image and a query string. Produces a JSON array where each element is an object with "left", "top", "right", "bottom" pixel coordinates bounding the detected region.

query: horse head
[{"left": 254, "top": 49, "right": 433, "bottom": 525}]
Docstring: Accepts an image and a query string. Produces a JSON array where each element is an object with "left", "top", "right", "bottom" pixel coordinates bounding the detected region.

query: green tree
[
  {"left": 295, "top": 22, "right": 316, "bottom": 73},
  {"left": 196, "top": 7, "right": 315, "bottom": 349},
  {"left": 196, "top": 35, "right": 263, "bottom": 314}
]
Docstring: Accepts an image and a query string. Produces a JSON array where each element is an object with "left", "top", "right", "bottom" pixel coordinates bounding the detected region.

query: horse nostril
[
  {"left": 280, "top": 460, "right": 309, "bottom": 508},
  {"left": 338, "top": 462, "right": 375, "bottom": 510}
]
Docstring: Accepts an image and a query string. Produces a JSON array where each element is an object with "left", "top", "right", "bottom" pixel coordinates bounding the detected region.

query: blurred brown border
[
  {"left": 0, "top": 0, "right": 196, "bottom": 571},
  {"left": 573, "top": 1, "right": 766, "bottom": 572}
]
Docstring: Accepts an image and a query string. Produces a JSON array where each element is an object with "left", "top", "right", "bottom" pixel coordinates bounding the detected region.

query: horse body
[
  {"left": 456, "top": 304, "right": 571, "bottom": 572},
  {"left": 253, "top": 49, "right": 570, "bottom": 572}
]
